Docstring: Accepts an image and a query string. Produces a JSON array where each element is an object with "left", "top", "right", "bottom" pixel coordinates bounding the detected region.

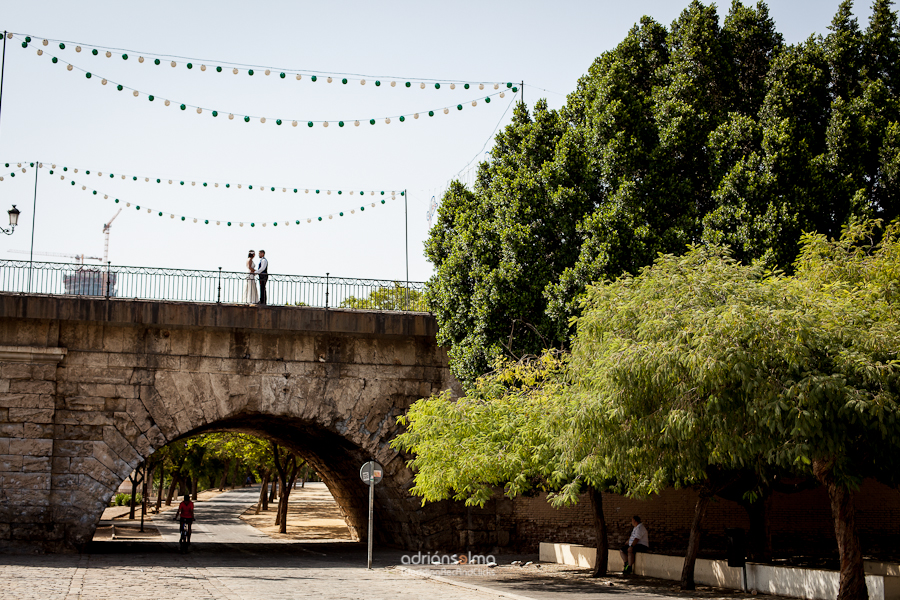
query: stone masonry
[{"left": 0, "top": 294, "right": 524, "bottom": 554}]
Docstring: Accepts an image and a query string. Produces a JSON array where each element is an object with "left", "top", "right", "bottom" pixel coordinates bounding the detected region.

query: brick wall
[{"left": 509, "top": 479, "right": 900, "bottom": 559}]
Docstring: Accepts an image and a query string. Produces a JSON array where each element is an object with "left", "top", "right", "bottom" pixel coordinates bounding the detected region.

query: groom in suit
[{"left": 258, "top": 250, "right": 269, "bottom": 305}]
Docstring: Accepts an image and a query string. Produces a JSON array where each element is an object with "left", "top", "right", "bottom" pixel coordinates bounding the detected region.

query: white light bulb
[
  {"left": 260, "top": 117, "right": 266, "bottom": 123},
  {"left": 265, "top": 69, "right": 270, "bottom": 76},
  {"left": 138, "top": 56, "right": 144, "bottom": 63},
  {"left": 351, "top": 210, "right": 355, "bottom": 214},
  {"left": 371, "top": 203, "right": 375, "bottom": 207},
  {"left": 391, "top": 81, "right": 396, "bottom": 87},
  {"left": 327, "top": 190, "right": 331, "bottom": 195},
  {"left": 262, "top": 223, "right": 266, "bottom": 227},
  {"left": 165, "top": 100, "right": 171, "bottom": 106},
  {"left": 499, "top": 92, "right": 505, "bottom": 98},
  {"left": 168, "top": 180, "right": 172, "bottom": 184},
  {"left": 66, "top": 64, "right": 73, "bottom": 71},
  {"left": 193, "top": 218, "right": 197, "bottom": 223},
  {"left": 106, "top": 51, "right": 111, "bottom": 58},
  {"left": 385, "top": 118, "right": 391, "bottom": 124},
  {"left": 494, "top": 83, "right": 499, "bottom": 89},
  {"left": 292, "top": 120, "right": 297, "bottom": 127},
  {"left": 42, "top": 39, "right": 48, "bottom": 46},
  {"left": 36, "top": 49, "right": 43, "bottom": 56},
  {"left": 216, "top": 221, "right": 220, "bottom": 225},
  {"left": 200, "top": 64, "right": 206, "bottom": 71},
  {"left": 327, "top": 77, "right": 333, "bottom": 83},
  {"left": 170, "top": 214, "right": 174, "bottom": 219},
  {"left": 479, "top": 84, "right": 484, "bottom": 90},
  {"left": 420, "top": 83, "right": 425, "bottom": 89},
  {"left": 354, "top": 120, "right": 360, "bottom": 127},
  {"left": 360, "top": 79, "right": 366, "bottom": 85},
  {"left": 214, "top": 183, "right": 219, "bottom": 188},
  {"left": 126, "top": 202, "right": 131, "bottom": 207},
  {"left": 171, "top": 61, "right": 177, "bottom": 67},
  {"left": 233, "top": 68, "right": 238, "bottom": 74},
  {"left": 472, "top": 100, "right": 477, "bottom": 107},
  {"left": 238, "top": 184, "right": 242, "bottom": 188},
  {"left": 328, "top": 215, "right": 332, "bottom": 219},
  {"left": 307, "top": 218, "right": 311, "bottom": 223},
  {"left": 97, "top": 172, "right": 102, "bottom": 176},
  {"left": 228, "top": 113, "right": 234, "bottom": 120},
  {"left": 450, "top": 83, "right": 456, "bottom": 90},
  {"left": 304, "top": 189, "right": 309, "bottom": 194},
  {"left": 133, "top": 90, "right": 139, "bottom": 97},
  {"left": 145, "top": 177, "right": 149, "bottom": 182},
  {"left": 196, "top": 107, "right": 202, "bottom": 114},
  {"left": 75, "top": 46, "right": 81, "bottom": 52},
  {"left": 323, "top": 121, "right": 329, "bottom": 127},
  {"left": 296, "top": 74, "right": 301, "bottom": 80},
  {"left": 104, "top": 194, "right": 108, "bottom": 199},
  {"left": 414, "top": 113, "right": 419, "bottom": 119},
  {"left": 443, "top": 108, "right": 449, "bottom": 114},
  {"left": 191, "top": 182, "right": 196, "bottom": 186},
  {"left": 101, "top": 79, "right": 107, "bottom": 85}
]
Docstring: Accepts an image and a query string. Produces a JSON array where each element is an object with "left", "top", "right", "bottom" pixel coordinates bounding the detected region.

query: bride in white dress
[{"left": 243, "top": 250, "right": 259, "bottom": 304}]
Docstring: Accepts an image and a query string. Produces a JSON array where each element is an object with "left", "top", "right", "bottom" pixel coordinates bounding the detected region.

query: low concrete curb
[{"left": 397, "top": 566, "right": 539, "bottom": 600}]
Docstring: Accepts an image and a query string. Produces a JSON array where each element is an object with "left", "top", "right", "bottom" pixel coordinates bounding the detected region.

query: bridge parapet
[{"left": 0, "top": 259, "right": 427, "bottom": 311}]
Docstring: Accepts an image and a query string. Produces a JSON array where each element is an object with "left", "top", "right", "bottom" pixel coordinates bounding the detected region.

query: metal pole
[
  {"left": 217, "top": 267, "right": 222, "bottom": 303},
  {"left": 27, "top": 162, "right": 39, "bottom": 292},
  {"left": 521, "top": 80, "right": 524, "bottom": 106},
  {"left": 140, "top": 462, "right": 148, "bottom": 533},
  {"left": 404, "top": 189, "right": 408, "bottom": 309},
  {"left": 367, "top": 464, "right": 374, "bottom": 570},
  {"left": 0, "top": 32, "right": 7, "bottom": 138},
  {"left": 325, "top": 272, "right": 329, "bottom": 309},
  {"left": 106, "top": 261, "right": 111, "bottom": 299}
]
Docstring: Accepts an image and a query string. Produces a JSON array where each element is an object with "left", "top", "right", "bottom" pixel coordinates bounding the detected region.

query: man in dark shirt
[{"left": 258, "top": 250, "right": 269, "bottom": 305}]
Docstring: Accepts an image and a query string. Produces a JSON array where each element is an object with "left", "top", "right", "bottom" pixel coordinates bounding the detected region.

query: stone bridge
[{"left": 0, "top": 294, "right": 512, "bottom": 553}]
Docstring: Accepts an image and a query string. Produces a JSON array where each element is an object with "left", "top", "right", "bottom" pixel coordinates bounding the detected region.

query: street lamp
[{"left": 0, "top": 205, "right": 20, "bottom": 235}]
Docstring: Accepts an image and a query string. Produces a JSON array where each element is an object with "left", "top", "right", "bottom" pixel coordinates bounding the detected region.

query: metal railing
[{"left": 0, "top": 259, "right": 428, "bottom": 312}]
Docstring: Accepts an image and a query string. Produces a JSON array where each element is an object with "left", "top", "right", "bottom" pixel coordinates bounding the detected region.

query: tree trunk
[
  {"left": 166, "top": 476, "right": 179, "bottom": 506},
  {"left": 588, "top": 487, "right": 609, "bottom": 577},
  {"left": 277, "top": 464, "right": 300, "bottom": 533},
  {"left": 192, "top": 477, "right": 198, "bottom": 499},
  {"left": 814, "top": 460, "right": 868, "bottom": 600},
  {"left": 256, "top": 470, "right": 269, "bottom": 515},
  {"left": 129, "top": 474, "right": 138, "bottom": 519},
  {"left": 269, "top": 478, "right": 278, "bottom": 502},
  {"left": 156, "top": 463, "right": 164, "bottom": 512},
  {"left": 681, "top": 492, "right": 711, "bottom": 590},
  {"left": 219, "top": 464, "right": 229, "bottom": 491}
]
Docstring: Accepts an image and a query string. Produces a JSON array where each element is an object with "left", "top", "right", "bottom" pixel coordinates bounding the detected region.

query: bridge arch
[{"left": 0, "top": 294, "right": 486, "bottom": 552}]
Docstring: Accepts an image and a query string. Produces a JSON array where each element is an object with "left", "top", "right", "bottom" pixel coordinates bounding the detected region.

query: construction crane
[
  {"left": 102, "top": 209, "right": 122, "bottom": 264},
  {"left": 7, "top": 250, "right": 103, "bottom": 264}
]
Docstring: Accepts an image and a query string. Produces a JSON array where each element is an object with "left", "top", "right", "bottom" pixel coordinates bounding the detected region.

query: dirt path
[{"left": 239, "top": 481, "right": 354, "bottom": 541}]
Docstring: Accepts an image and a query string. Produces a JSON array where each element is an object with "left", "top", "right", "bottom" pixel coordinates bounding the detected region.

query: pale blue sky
[{"left": 0, "top": 1, "right": 877, "bottom": 282}]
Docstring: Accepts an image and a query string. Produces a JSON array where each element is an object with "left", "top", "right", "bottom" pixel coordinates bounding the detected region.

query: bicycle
[{"left": 176, "top": 517, "right": 193, "bottom": 553}]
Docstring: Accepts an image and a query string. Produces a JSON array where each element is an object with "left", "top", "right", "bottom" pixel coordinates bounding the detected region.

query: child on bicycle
[{"left": 174, "top": 494, "right": 195, "bottom": 543}]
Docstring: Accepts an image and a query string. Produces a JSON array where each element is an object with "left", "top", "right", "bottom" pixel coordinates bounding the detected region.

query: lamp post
[{"left": 0, "top": 204, "right": 19, "bottom": 235}]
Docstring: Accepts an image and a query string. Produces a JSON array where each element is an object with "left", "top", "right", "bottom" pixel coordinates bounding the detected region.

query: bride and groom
[{"left": 243, "top": 249, "right": 268, "bottom": 305}]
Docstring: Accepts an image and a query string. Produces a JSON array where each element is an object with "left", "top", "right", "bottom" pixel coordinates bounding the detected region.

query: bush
[{"left": 112, "top": 493, "right": 142, "bottom": 506}]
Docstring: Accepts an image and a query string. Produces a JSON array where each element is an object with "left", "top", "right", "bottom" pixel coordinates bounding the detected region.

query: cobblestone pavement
[{"left": 0, "top": 488, "right": 785, "bottom": 600}]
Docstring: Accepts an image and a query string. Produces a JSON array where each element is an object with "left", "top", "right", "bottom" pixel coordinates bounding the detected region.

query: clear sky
[{"left": 0, "top": 1, "right": 876, "bottom": 283}]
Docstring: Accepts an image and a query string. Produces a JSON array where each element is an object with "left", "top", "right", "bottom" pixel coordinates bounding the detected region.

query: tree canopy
[
  {"left": 426, "top": 0, "right": 900, "bottom": 386},
  {"left": 400, "top": 218, "right": 900, "bottom": 598}
]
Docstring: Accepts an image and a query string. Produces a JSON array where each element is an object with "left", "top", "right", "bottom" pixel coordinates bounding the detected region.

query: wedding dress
[{"left": 243, "top": 258, "right": 259, "bottom": 304}]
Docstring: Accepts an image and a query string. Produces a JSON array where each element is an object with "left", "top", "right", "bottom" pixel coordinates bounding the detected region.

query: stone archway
[{"left": 0, "top": 294, "right": 516, "bottom": 553}]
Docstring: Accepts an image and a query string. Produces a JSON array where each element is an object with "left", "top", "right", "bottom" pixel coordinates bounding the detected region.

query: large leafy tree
[
  {"left": 403, "top": 219, "right": 900, "bottom": 599},
  {"left": 426, "top": 0, "right": 900, "bottom": 387}
]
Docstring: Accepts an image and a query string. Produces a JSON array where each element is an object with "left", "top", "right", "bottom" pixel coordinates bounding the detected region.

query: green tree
[
  {"left": 427, "top": 1, "right": 900, "bottom": 389},
  {"left": 340, "top": 282, "right": 425, "bottom": 311}
]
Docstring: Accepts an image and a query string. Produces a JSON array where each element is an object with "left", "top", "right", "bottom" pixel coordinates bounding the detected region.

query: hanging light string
[
  {"left": 9, "top": 32, "right": 515, "bottom": 90},
  {"left": 19, "top": 38, "right": 516, "bottom": 127},
  {"left": 1, "top": 161, "right": 404, "bottom": 197},
  {"left": 52, "top": 171, "right": 404, "bottom": 227}
]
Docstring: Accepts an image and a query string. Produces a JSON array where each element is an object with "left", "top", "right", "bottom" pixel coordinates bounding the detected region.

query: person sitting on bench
[{"left": 620, "top": 515, "right": 649, "bottom": 575}]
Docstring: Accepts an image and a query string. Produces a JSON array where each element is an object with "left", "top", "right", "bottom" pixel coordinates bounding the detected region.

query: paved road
[
  {"left": 1, "top": 487, "right": 764, "bottom": 600},
  {"left": 0, "top": 487, "right": 520, "bottom": 600}
]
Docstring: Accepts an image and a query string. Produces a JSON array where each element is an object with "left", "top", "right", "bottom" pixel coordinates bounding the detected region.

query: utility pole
[
  {"left": 404, "top": 189, "right": 409, "bottom": 309},
  {"left": 27, "top": 162, "right": 39, "bottom": 292}
]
